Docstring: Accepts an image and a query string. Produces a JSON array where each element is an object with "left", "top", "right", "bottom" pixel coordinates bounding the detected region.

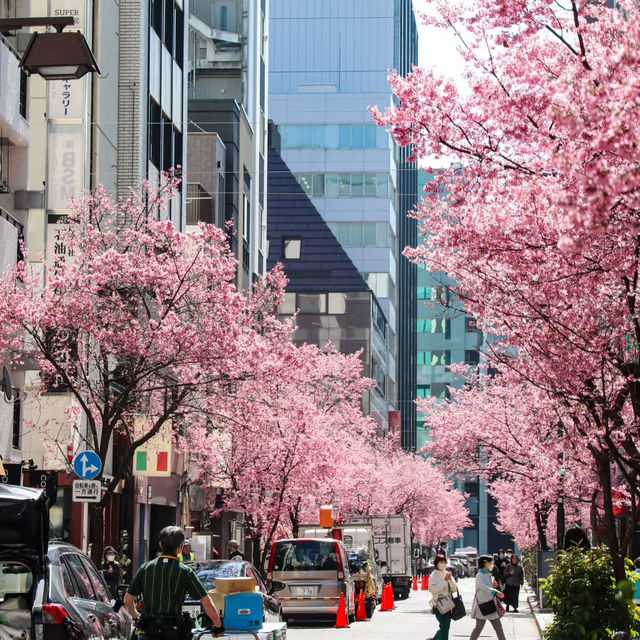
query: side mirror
[
  {"left": 115, "top": 584, "right": 129, "bottom": 601},
  {"left": 379, "top": 561, "right": 387, "bottom": 568},
  {"left": 267, "top": 580, "right": 286, "bottom": 595}
]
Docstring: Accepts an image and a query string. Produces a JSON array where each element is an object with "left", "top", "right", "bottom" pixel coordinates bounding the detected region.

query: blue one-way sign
[{"left": 73, "top": 451, "right": 102, "bottom": 480}]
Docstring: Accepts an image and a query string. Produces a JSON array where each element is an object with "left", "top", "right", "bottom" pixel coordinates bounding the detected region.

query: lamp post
[
  {"left": 0, "top": 16, "right": 99, "bottom": 80},
  {"left": 557, "top": 463, "right": 566, "bottom": 550}
]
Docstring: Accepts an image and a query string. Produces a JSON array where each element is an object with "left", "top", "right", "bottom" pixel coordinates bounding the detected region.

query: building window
[
  {"left": 465, "top": 316, "right": 479, "bottom": 332},
  {"left": 328, "top": 293, "right": 347, "bottom": 314},
  {"left": 417, "top": 384, "right": 430, "bottom": 399},
  {"left": 465, "top": 350, "right": 480, "bottom": 365},
  {"left": 281, "top": 125, "right": 388, "bottom": 150},
  {"left": 417, "top": 350, "right": 450, "bottom": 366},
  {"left": 148, "top": 99, "right": 162, "bottom": 168},
  {"left": 417, "top": 285, "right": 449, "bottom": 304},
  {"left": 371, "top": 357, "right": 386, "bottom": 394},
  {"left": 297, "top": 293, "right": 326, "bottom": 313},
  {"left": 363, "top": 273, "right": 393, "bottom": 300},
  {"left": 417, "top": 318, "right": 450, "bottom": 334},
  {"left": 278, "top": 292, "right": 296, "bottom": 315},
  {"left": 296, "top": 173, "right": 389, "bottom": 198},
  {"left": 283, "top": 238, "right": 301, "bottom": 260},
  {"left": 12, "top": 393, "right": 20, "bottom": 449}
]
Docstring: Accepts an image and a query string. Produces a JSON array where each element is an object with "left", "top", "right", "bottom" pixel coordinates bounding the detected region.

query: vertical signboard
[{"left": 46, "top": 0, "right": 89, "bottom": 215}]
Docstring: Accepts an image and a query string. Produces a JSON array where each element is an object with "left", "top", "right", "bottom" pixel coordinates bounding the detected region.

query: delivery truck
[{"left": 347, "top": 515, "right": 412, "bottom": 599}]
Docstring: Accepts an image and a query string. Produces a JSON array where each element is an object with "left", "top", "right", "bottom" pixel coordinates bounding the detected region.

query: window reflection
[{"left": 282, "top": 125, "right": 390, "bottom": 150}]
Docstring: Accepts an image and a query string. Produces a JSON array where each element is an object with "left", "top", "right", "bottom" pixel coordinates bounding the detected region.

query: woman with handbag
[
  {"left": 427, "top": 553, "right": 457, "bottom": 640},
  {"left": 469, "top": 555, "right": 507, "bottom": 640}
]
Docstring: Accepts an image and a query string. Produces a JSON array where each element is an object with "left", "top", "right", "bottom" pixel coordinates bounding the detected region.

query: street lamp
[{"left": 0, "top": 16, "right": 99, "bottom": 80}]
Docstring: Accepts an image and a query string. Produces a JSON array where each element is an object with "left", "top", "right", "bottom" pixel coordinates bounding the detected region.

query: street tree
[
  {"left": 0, "top": 174, "right": 287, "bottom": 563},
  {"left": 183, "top": 342, "right": 378, "bottom": 567},
  {"left": 372, "top": 0, "right": 640, "bottom": 590}
]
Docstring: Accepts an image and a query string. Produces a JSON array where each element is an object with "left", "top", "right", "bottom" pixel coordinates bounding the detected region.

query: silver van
[{"left": 266, "top": 538, "right": 355, "bottom": 620}]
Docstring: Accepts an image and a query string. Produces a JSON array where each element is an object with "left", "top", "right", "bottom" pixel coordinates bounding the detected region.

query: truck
[
  {"left": 298, "top": 523, "right": 384, "bottom": 617},
  {"left": 348, "top": 515, "right": 412, "bottom": 600}
]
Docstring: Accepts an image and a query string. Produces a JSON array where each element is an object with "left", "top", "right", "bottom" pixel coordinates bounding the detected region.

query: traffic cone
[
  {"left": 356, "top": 589, "right": 368, "bottom": 621},
  {"left": 421, "top": 575, "right": 427, "bottom": 590},
  {"left": 335, "top": 593, "right": 349, "bottom": 628},
  {"left": 412, "top": 575, "right": 418, "bottom": 590},
  {"left": 389, "top": 584, "right": 396, "bottom": 609},
  {"left": 380, "top": 583, "right": 393, "bottom": 612}
]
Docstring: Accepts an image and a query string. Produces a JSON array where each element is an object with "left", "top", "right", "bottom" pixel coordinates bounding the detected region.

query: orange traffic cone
[
  {"left": 421, "top": 575, "right": 428, "bottom": 590},
  {"left": 380, "top": 583, "right": 393, "bottom": 612},
  {"left": 356, "top": 589, "right": 368, "bottom": 621},
  {"left": 335, "top": 593, "right": 349, "bottom": 628},
  {"left": 412, "top": 575, "right": 418, "bottom": 590}
]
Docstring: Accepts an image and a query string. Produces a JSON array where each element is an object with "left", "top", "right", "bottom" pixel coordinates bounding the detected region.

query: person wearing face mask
[
  {"left": 101, "top": 546, "right": 122, "bottom": 597},
  {"left": 427, "top": 553, "right": 458, "bottom": 640}
]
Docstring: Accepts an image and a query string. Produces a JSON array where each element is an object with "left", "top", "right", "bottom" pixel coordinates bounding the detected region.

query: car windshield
[
  {"left": 273, "top": 540, "right": 337, "bottom": 572},
  {"left": 190, "top": 562, "right": 245, "bottom": 591},
  {"left": 0, "top": 561, "right": 33, "bottom": 603}
]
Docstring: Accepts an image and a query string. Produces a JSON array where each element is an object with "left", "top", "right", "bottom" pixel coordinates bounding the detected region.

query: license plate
[
  {"left": 294, "top": 586, "right": 316, "bottom": 596},
  {"left": 183, "top": 605, "right": 201, "bottom": 618}
]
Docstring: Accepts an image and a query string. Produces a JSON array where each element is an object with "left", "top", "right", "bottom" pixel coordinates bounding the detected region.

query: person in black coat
[
  {"left": 101, "top": 546, "right": 121, "bottom": 597},
  {"left": 503, "top": 554, "right": 524, "bottom": 612}
]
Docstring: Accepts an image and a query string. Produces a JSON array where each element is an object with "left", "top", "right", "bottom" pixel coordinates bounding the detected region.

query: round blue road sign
[{"left": 73, "top": 451, "right": 102, "bottom": 480}]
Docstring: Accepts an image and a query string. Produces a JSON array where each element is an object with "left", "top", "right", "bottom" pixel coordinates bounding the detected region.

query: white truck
[{"left": 348, "top": 515, "right": 413, "bottom": 599}]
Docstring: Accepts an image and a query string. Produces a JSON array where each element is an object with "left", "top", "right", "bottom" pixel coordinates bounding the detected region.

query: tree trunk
[
  {"left": 88, "top": 501, "right": 105, "bottom": 566},
  {"left": 252, "top": 536, "right": 262, "bottom": 572},
  {"left": 595, "top": 450, "right": 630, "bottom": 634}
]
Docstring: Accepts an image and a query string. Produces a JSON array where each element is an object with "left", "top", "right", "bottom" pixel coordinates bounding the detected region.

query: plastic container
[{"left": 223, "top": 592, "right": 262, "bottom": 631}]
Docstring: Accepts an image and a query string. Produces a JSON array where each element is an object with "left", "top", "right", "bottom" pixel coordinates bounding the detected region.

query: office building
[
  {"left": 267, "top": 130, "right": 389, "bottom": 428},
  {"left": 269, "top": 0, "right": 418, "bottom": 435},
  {"left": 188, "top": 0, "right": 269, "bottom": 285}
]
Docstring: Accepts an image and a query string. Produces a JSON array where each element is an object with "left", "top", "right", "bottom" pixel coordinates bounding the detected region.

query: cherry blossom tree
[
  {"left": 372, "top": 0, "right": 640, "bottom": 591},
  {"left": 0, "top": 174, "right": 288, "bottom": 563},
  {"left": 183, "top": 342, "right": 379, "bottom": 567}
]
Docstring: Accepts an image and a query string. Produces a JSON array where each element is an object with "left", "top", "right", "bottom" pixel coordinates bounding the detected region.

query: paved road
[{"left": 285, "top": 577, "right": 540, "bottom": 640}]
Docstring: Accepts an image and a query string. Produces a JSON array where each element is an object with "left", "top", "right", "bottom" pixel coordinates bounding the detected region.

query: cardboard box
[
  {"left": 214, "top": 577, "right": 256, "bottom": 594},
  {"left": 208, "top": 591, "right": 226, "bottom": 617}
]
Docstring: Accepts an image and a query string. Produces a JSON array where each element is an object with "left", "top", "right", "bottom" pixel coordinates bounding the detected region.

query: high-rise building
[
  {"left": 416, "top": 171, "right": 513, "bottom": 554},
  {"left": 269, "top": 0, "right": 418, "bottom": 436},
  {"left": 187, "top": 0, "right": 269, "bottom": 285}
]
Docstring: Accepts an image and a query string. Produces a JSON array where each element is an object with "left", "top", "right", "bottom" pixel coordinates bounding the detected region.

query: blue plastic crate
[{"left": 223, "top": 592, "right": 263, "bottom": 631}]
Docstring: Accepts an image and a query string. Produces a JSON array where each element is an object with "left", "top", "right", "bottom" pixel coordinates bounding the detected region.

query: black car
[
  {"left": 0, "top": 484, "right": 133, "bottom": 640},
  {"left": 182, "top": 560, "right": 282, "bottom": 623}
]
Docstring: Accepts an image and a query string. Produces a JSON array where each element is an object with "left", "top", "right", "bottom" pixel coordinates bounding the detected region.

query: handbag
[
  {"left": 434, "top": 581, "right": 456, "bottom": 615},
  {"left": 478, "top": 598, "right": 497, "bottom": 616},
  {"left": 435, "top": 592, "right": 456, "bottom": 615},
  {"left": 496, "top": 598, "right": 506, "bottom": 618},
  {"left": 450, "top": 591, "right": 466, "bottom": 621}
]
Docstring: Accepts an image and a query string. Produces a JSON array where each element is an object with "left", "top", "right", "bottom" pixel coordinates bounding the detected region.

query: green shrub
[{"left": 541, "top": 546, "right": 639, "bottom": 640}]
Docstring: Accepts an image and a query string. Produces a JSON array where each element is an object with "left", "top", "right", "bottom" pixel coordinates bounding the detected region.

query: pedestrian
[
  {"left": 469, "top": 555, "right": 506, "bottom": 640},
  {"left": 427, "top": 553, "right": 457, "bottom": 640},
  {"left": 416, "top": 554, "right": 425, "bottom": 577},
  {"left": 124, "top": 526, "right": 224, "bottom": 639},
  {"left": 228, "top": 539, "right": 245, "bottom": 561},
  {"left": 101, "top": 545, "right": 122, "bottom": 597},
  {"left": 493, "top": 550, "right": 507, "bottom": 590},
  {"left": 503, "top": 554, "right": 524, "bottom": 612},
  {"left": 178, "top": 539, "right": 195, "bottom": 562}
]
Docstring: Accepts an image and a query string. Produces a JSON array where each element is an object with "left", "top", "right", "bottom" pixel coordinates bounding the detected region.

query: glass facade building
[{"left": 269, "top": 0, "right": 418, "bottom": 436}]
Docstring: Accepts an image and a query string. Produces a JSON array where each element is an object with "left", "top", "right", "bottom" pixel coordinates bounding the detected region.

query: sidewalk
[
  {"left": 524, "top": 584, "right": 552, "bottom": 637},
  {"left": 422, "top": 577, "right": 541, "bottom": 639}
]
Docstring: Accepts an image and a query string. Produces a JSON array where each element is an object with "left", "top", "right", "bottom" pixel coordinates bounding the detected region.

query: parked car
[
  {"left": 182, "top": 560, "right": 282, "bottom": 623},
  {"left": 0, "top": 484, "right": 133, "bottom": 640},
  {"left": 266, "top": 538, "right": 356, "bottom": 621}
]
